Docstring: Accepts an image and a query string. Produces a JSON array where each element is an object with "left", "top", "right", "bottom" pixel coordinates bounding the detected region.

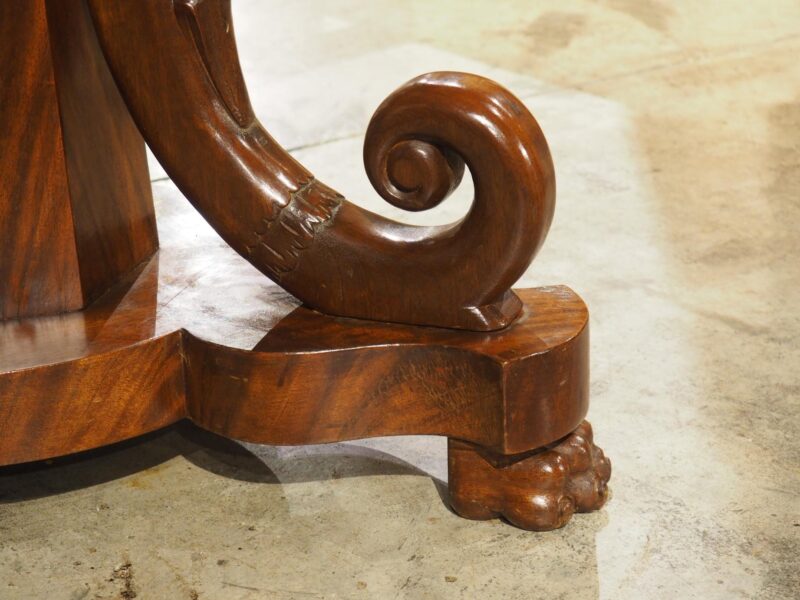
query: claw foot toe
[{"left": 448, "top": 420, "right": 611, "bottom": 531}]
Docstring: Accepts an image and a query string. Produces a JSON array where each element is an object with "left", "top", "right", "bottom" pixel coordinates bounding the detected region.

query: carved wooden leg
[
  {"left": 89, "top": 0, "right": 555, "bottom": 331},
  {"left": 448, "top": 421, "right": 611, "bottom": 531}
]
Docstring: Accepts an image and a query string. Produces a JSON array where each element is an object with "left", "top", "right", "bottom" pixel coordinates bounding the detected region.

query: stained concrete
[{"left": 2, "top": 1, "right": 799, "bottom": 598}]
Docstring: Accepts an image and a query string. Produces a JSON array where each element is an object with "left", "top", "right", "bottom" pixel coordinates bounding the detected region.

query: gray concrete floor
[{"left": 2, "top": 1, "right": 799, "bottom": 598}]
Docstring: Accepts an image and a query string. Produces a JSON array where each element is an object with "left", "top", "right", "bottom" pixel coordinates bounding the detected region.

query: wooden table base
[
  {"left": 0, "top": 193, "right": 610, "bottom": 530},
  {"left": 0, "top": 0, "right": 610, "bottom": 532}
]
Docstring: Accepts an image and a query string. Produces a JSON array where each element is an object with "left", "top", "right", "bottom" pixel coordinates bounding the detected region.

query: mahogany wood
[
  {"left": 186, "top": 285, "right": 588, "bottom": 453},
  {"left": 0, "top": 0, "right": 83, "bottom": 319},
  {"left": 0, "top": 194, "right": 602, "bottom": 528},
  {"left": 0, "top": 189, "right": 589, "bottom": 462},
  {"left": 449, "top": 421, "right": 611, "bottom": 531},
  {"left": 0, "top": 0, "right": 611, "bottom": 530},
  {"left": 0, "top": 0, "right": 157, "bottom": 320},
  {"left": 88, "top": 0, "right": 556, "bottom": 331},
  {"left": 43, "top": 0, "right": 159, "bottom": 302}
]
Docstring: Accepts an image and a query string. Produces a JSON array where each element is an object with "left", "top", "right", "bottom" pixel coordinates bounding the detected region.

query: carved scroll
[{"left": 88, "top": 0, "right": 556, "bottom": 330}]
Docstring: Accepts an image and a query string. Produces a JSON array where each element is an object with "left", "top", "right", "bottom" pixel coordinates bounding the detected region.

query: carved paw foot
[{"left": 448, "top": 421, "right": 611, "bottom": 531}]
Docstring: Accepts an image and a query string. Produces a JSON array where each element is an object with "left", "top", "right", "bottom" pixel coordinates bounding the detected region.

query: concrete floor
[{"left": 2, "top": 1, "right": 799, "bottom": 598}]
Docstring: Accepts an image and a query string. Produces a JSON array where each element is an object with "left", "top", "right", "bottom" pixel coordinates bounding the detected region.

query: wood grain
[
  {"left": 0, "top": 0, "right": 83, "bottom": 319},
  {"left": 0, "top": 194, "right": 588, "bottom": 462},
  {"left": 0, "top": 334, "right": 184, "bottom": 466},
  {"left": 449, "top": 421, "right": 611, "bottom": 530},
  {"left": 0, "top": 0, "right": 609, "bottom": 530},
  {"left": 250, "top": 287, "right": 589, "bottom": 453},
  {"left": 0, "top": 195, "right": 588, "bottom": 464},
  {"left": 185, "top": 285, "right": 587, "bottom": 453},
  {"left": 44, "top": 0, "right": 158, "bottom": 304},
  {"left": 0, "top": 0, "right": 156, "bottom": 320},
  {"left": 88, "top": 0, "right": 555, "bottom": 331}
]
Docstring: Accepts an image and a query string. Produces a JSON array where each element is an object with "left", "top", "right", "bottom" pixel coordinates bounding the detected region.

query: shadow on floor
[{"left": 0, "top": 420, "right": 449, "bottom": 507}]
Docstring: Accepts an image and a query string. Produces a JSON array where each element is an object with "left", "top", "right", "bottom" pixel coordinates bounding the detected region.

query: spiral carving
[
  {"left": 365, "top": 138, "right": 464, "bottom": 212},
  {"left": 89, "top": 0, "right": 557, "bottom": 330}
]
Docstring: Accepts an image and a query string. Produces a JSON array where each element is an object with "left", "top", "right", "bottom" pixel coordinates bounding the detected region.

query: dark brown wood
[
  {"left": 0, "top": 0, "right": 157, "bottom": 320},
  {"left": 88, "top": 0, "right": 556, "bottom": 331},
  {"left": 449, "top": 421, "right": 611, "bottom": 530},
  {"left": 0, "top": 196, "right": 588, "bottom": 460},
  {"left": 184, "top": 284, "right": 587, "bottom": 453},
  {"left": 0, "top": 189, "right": 599, "bottom": 527},
  {"left": 0, "top": 0, "right": 83, "bottom": 319},
  {"left": 0, "top": 0, "right": 610, "bottom": 531},
  {"left": 43, "top": 0, "right": 159, "bottom": 302},
  {"left": 0, "top": 193, "right": 603, "bottom": 530}
]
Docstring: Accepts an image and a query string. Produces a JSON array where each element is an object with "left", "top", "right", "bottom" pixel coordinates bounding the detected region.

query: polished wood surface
[
  {"left": 0, "top": 0, "right": 83, "bottom": 319},
  {"left": 187, "top": 285, "right": 587, "bottom": 453},
  {"left": 88, "top": 0, "right": 556, "bottom": 331},
  {"left": 449, "top": 421, "right": 611, "bottom": 531},
  {"left": 0, "top": 0, "right": 609, "bottom": 530},
  {"left": 0, "top": 193, "right": 588, "bottom": 464},
  {"left": 0, "top": 0, "right": 156, "bottom": 320},
  {"left": 0, "top": 192, "right": 603, "bottom": 528},
  {"left": 44, "top": 0, "right": 158, "bottom": 302}
]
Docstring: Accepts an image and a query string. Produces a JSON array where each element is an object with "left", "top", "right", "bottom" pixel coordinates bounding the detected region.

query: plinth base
[{"left": 0, "top": 194, "right": 609, "bottom": 530}]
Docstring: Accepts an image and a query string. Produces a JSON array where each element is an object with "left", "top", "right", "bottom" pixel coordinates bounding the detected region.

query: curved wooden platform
[{"left": 0, "top": 194, "right": 588, "bottom": 467}]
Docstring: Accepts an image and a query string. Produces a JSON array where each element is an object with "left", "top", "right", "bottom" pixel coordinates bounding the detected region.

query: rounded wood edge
[
  {"left": 448, "top": 421, "right": 611, "bottom": 531},
  {"left": 0, "top": 333, "right": 185, "bottom": 466},
  {"left": 89, "top": 0, "right": 556, "bottom": 330},
  {"left": 1, "top": 287, "right": 590, "bottom": 466}
]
